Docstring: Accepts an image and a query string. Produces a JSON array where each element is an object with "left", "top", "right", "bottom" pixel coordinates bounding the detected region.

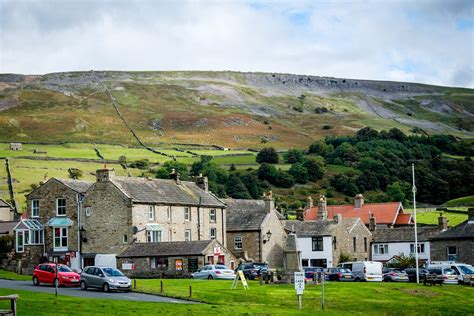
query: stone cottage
[
  {"left": 117, "top": 239, "right": 237, "bottom": 277},
  {"left": 285, "top": 215, "right": 372, "bottom": 268},
  {"left": 19, "top": 177, "right": 92, "bottom": 270},
  {"left": 81, "top": 169, "right": 227, "bottom": 267},
  {"left": 429, "top": 208, "right": 474, "bottom": 265},
  {"left": 224, "top": 193, "right": 287, "bottom": 268},
  {"left": 0, "top": 198, "right": 15, "bottom": 222}
]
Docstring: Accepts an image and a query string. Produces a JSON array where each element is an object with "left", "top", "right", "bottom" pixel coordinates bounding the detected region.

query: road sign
[{"left": 294, "top": 272, "right": 305, "bottom": 295}]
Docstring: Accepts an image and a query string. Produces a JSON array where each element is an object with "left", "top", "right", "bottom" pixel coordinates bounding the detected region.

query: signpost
[{"left": 294, "top": 272, "right": 305, "bottom": 310}]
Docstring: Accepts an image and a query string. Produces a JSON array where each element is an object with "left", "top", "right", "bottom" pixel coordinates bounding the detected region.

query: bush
[
  {"left": 256, "top": 147, "right": 279, "bottom": 164},
  {"left": 284, "top": 149, "right": 304, "bottom": 164},
  {"left": 288, "top": 163, "right": 308, "bottom": 184}
]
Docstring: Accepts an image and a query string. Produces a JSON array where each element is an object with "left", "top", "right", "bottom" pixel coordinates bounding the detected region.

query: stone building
[
  {"left": 117, "top": 239, "right": 237, "bottom": 277},
  {"left": 0, "top": 198, "right": 15, "bottom": 222},
  {"left": 285, "top": 215, "right": 372, "bottom": 268},
  {"left": 9, "top": 143, "right": 22, "bottom": 151},
  {"left": 19, "top": 178, "right": 92, "bottom": 270},
  {"left": 81, "top": 169, "right": 226, "bottom": 267},
  {"left": 429, "top": 208, "right": 474, "bottom": 265},
  {"left": 304, "top": 194, "right": 412, "bottom": 227},
  {"left": 224, "top": 193, "right": 287, "bottom": 268}
]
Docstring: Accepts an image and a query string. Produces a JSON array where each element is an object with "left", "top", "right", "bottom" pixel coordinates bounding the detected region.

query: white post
[
  {"left": 321, "top": 270, "right": 325, "bottom": 310},
  {"left": 412, "top": 163, "right": 419, "bottom": 284}
]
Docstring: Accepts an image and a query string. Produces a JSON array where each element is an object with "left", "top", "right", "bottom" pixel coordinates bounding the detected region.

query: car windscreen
[
  {"left": 103, "top": 268, "right": 124, "bottom": 277},
  {"left": 459, "top": 265, "right": 474, "bottom": 274},
  {"left": 343, "top": 269, "right": 351, "bottom": 273},
  {"left": 215, "top": 265, "right": 228, "bottom": 270},
  {"left": 58, "top": 266, "right": 73, "bottom": 273}
]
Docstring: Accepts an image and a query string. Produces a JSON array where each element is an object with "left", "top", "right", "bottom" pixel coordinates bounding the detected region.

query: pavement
[{"left": 0, "top": 279, "right": 196, "bottom": 303}]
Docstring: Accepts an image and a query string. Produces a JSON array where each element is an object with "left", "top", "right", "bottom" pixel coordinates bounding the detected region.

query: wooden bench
[
  {"left": 423, "top": 274, "right": 443, "bottom": 286},
  {"left": 0, "top": 295, "right": 19, "bottom": 316}
]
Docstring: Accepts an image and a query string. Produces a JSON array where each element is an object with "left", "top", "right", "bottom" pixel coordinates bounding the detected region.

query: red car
[{"left": 32, "top": 263, "right": 80, "bottom": 287}]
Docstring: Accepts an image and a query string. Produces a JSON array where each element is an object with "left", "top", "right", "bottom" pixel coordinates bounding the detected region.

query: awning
[
  {"left": 14, "top": 219, "right": 44, "bottom": 230},
  {"left": 48, "top": 217, "right": 73, "bottom": 227},
  {"left": 145, "top": 223, "right": 162, "bottom": 231}
]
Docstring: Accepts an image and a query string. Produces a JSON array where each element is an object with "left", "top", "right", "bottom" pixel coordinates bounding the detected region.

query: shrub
[{"left": 256, "top": 147, "right": 279, "bottom": 164}]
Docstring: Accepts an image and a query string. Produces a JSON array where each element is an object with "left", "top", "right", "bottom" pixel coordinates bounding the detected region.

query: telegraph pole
[{"left": 412, "top": 163, "right": 419, "bottom": 284}]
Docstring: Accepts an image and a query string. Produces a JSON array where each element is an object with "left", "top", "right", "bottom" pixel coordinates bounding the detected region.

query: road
[{"left": 0, "top": 279, "right": 196, "bottom": 303}]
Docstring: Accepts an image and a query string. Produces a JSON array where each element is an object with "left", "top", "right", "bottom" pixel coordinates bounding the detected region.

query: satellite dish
[{"left": 132, "top": 226, "right": 139, "bottom": 234}]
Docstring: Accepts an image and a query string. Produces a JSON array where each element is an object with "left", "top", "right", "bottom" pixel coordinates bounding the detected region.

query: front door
[{"left": 16, "top": 230, "right": 24, "bottom": 253}]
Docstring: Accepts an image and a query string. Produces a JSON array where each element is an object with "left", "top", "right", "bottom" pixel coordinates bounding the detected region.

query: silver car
[
  {"left": 80, "top": 266, "right": 131, "bottom": 292},
  {"left": 190, "top": 264, "right": 235, "bottom": 280}
]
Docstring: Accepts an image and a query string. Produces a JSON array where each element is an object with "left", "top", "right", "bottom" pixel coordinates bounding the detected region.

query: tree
[
  {"left": 356, "top": 127, "right": 379, "bottom": 142},
  {"left": 308, "top": 141, "right": 333, "bottom": 156},
  {"left": 158, "top": 161, "right": 189, "bottom": 180},
  {"left": 303, "top": 157, "right": 325, "bottom": 181},
  {"left": 288, "top": 163, "right": 308, "bottom": 184},
  {"left": 330, "top": 174, "right": 358, "bottom": 196},
  {"left": 225, "top": 174, "right": 251, "bottom": 199},
  {"left": 356, "top": 172, "right": 380, "bottom": 192},
  {"left": 256, "top": 147, "right": 279, "bottom": 164},
  {"left": 68, "top": 168, "right": 83, "bottom": 179},
  {"left": 386, "top": 181, "right": 411, "bottom": 203},
  {"left": 118, "top": 155, "right": 127, "bottom": 164},
  {"left": 272, "top": 171, "right": 295, "bottom": 188},
  {"left": 284, "top": 149, "right": 304, "bottom": 164},
  {"left": 257, "top": 163, "right": 278, "bottom": 182}
]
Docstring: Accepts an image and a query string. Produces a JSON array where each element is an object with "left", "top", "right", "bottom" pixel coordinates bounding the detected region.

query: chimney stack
[
  {"left": 355, "top": 194, "right": 364, "bottom": 209},
  {"left": 296, "top": 207, "right": 305, "bottom": 221},
  {"left": 317, "top": 195, "right": 328, "bottom": 220},
  {"left": 369, "top": 214, "right": 376, "bottom": 231},
  {"left": 438, "top": 212, "right": 448, "bottom": 231},
  {"left": 96, "top": 168, "right": 115, "bottom": 182},
  {"left": 194, "top": 173, "right": 209, "bottom": 192},
  {"left": 333, "top": 214, "right": 342, "bottom": 223},
  {"left": 169, "top": 168, "right": 181, "bottom": 184},
  {"left": 263, "top": 191, "right": 274, "bottom": 213},
  {"left": 307, "top": 196, "right": 313, "bottom": 209}
]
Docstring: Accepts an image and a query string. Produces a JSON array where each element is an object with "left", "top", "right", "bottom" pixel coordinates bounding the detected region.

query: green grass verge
[
  {"left": 442, "top": 196, "right": 474, "bottom": 207},
  {"left": 0, "top": 269, "right": 32, "bottom": 281}
]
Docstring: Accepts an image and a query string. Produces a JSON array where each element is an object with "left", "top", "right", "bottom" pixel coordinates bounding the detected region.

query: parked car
[
  {"left": 427, "top": 262, "right": 474, "bottom": 285},
  {"left": 338, "top": 261, "right": 383, "bottom": 282},
  {"left": 303, "top": 267, "right": 326, "bottom": 280},
  {"left": 327, "top": 268, "right": 354, "bottom": 281},
  {"left": 382, "top": 268, "right": 409, "bottom": 282},
  {"left": 32, "top": 263, "right": 80, "bottom": 287},
  {"left": 236, "top": 262, "right": 269, "bottom": 280},
  {"left": 191, "top": 264, "right": 235, "bottom": 280},
  {"left": 80, "top": 266, "right": 131, "bottom": 292},
  {"left": 405, "top": 268, "right": 430, "bottom": 282},
  {"left": 427, "top": 267, "right": 458, "bottom": 285}
]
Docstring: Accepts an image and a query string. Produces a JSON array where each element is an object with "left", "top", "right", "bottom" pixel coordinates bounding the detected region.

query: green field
[
  {"left": 406, "top": 208, "right": 469, "bottom": 226},
  {"left": 0, "top": 279, "right": 473, "bottom": 315},
  {"left": 443, "top": 196, "right": 474, "bottom": 207}
]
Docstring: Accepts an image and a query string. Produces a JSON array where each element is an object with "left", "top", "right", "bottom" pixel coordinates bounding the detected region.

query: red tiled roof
[{"left": 305, "top": 202, "right": 410, "bottom": 225}]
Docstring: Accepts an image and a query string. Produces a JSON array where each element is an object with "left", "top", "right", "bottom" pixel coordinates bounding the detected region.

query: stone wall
[
  {"left": 226, "top": 230, "right": 260, "bottom": 263},
  {"left": 430, "top": 240, "right": 474, "bottom": 265},
  {"left": 261, "top": 211, "right": 286, "bottom": 268},
  {"left": 334, "top": 219, "right": 372, "bottom": 266}
]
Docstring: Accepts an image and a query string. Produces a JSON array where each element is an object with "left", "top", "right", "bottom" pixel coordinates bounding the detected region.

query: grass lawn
[
  {"left": 405, "top": 208, "right": 468, "bottom": 226},
  {"left": 1, "top": 280, "right": 473, "bottom": 315},
  {"left": 442, "top": 195, "right": 474, "bottom": 207},
  {"left": 0, "top": 269, "right": 31, "bottom": 281}
]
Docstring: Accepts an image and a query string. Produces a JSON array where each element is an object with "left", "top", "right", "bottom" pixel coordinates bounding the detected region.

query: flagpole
[{"left": 412, "top": 163, "right": 419, "bottom": 284}]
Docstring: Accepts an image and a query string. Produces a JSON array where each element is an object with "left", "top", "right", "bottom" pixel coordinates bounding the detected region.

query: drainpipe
[
  {"left": 197, "top": 197, "right": 201, "bottom": 241},
  {"left": 76, "top": 193, "right": 83, "bottom": 269}
]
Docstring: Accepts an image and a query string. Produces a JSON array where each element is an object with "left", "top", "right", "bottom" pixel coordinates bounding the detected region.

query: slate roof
[
  {"left": 111, "top": 177, "right": 225, "bottom": 207},
  {"left": 372, "top": 226, "right": 441, "bottom": 243},
  {"left": 56, "top": 179, "right": 93, "bottom": 193},
  {"left": 305, "top": 202, "right": 411, "bottom": 225},
  {"left": 224, "top": 199, "right": 269, "bottom": 231},
  {"left": 284, "top": 220, "right": 338, "bottom": 237},
  {"left": 430, "top": 220, "right": 474, "bottom": 240},
  {"left": 117, "top": 240, "right": 215, "bottom": 258},
  {"left": 0, "top": 198, "right": 12, "bottom": 208},
  {"left": 0, "top": 221, "right": 19, "bottom": 234}
]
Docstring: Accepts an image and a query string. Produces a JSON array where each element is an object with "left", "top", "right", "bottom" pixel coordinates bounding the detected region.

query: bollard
[
  {"left": 189, "top": 285, "right": 192, "bottom": 298},
  {"left": 160, "top": 280, "right": 163, "bottom": 293},
  {"left": 133, "top": 279, "right": 136, "bottom": 289}
]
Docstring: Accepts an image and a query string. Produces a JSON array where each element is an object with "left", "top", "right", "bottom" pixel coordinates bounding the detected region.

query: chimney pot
[
  {"left": 317, "top": 195, "right": 327, "bottom": 220},
  {"left": 355, "top": 194, "right": 364, "bottom": 209},
  {"left": 307, "top": 196, "right": 313, "bottom": 208}
]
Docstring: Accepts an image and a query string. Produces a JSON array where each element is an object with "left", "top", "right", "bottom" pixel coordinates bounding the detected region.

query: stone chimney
[
  {"left": 296, "top": 207, "right": 305, "bottom": 221},
  {"left": 194, "top": 173, "right": 209, "bottom": 192},
  {"left": 306, "top": 196, "right": 313, "bottom": 209},
  {"left": 468, "top": 208, "right": 474, "bottom": 221},
  {"left": 317, "top": 195, "right": 327, "bottom": 220},
  {"left": 438, "top": 212, "right": 448, "bottom": 231},
  {"left": 263, "top": 191, "right": 274, "bottom": 213},
  {"left": 369, "top": 214, "right": 376, "bottom": 231},
  {"left": 355, "top": 194, "right": 364, "bottom": 209},
  {"left": 333, "top": 214, "right": 342, "bottom": 223},
  {"left": 169, "top": 168, "right": 181, "bottom": 185},
  {"left": 96, "top": 169, "right": 115, "bottom": 182}
]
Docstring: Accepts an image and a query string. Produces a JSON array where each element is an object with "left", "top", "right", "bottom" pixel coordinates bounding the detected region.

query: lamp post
[{"left": 412, "top": 163, "right": 419, "bottom": 284}]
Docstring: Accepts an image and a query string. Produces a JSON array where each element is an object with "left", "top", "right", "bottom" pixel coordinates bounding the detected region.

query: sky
[{"left": 1, "top": 0, "right": 473, "bottom": 88}]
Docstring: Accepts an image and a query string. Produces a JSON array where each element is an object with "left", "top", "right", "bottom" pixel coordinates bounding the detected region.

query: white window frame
[
  {"left": 209, "top": 209, "right": 216, "bottom": 223},
  {"left": 148, "top": 205, "right": 155, "bottom": 221},
  {"left": 16, "top": 230, "right": 25, "bottom": 253},
  {"left": 28, "top": 229, "right": 44, "bottom": 245},
  {"left": 210, "top": 228, "right": 217, "bottom": 240},
  {"left": 85, "top": 207, "right": 91, "bottom": 217},
  {"left": 167, "top": 206, "right": 172, "bottom": 221},
  {"left": 234, "top": 236, "right": 242, "bottom": 250},
  {"left": 184, "top": 229, "right": 191, "bottom": 241},
  {"left": 410, "top": 243, "right": 425, "bottom": 254},
  {"left": 53, "top": 227, "right": 68, "bottom": 251},
  {"left": 184, "top": 207, "right": 190, "bottom": 221},
  {"left": 373, "top": 244, "right": 388, "bottom": 255},
  {"left": 31, "top": 200, "right": 40, "bottom": 218},
  {"left": 447, "top": 246, "right": 457, "bottom": 262},
  {"left": 147, "top": 230, "right": 162, "bottom": 243},
  {"left": 56, "top": 198, "right": 66, "bottom": 216}
]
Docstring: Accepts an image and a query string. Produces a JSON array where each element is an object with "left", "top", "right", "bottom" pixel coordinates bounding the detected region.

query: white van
[
  {"left": 426, "top": 261, "right": 474, "bottom": 284},
  {"left": 338, "top": 261, "right": 383, "bottom": 282}
]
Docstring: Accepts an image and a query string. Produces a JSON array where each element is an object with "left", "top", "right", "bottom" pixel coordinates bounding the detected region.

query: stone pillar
[
  {"left": 369, "top": 214, "right": 376, "bottom": 231},
  {"left": 263, "top": 191, "right": 274, "bottom": 213},
  {"left": 96, "top": 169, "right": 115, "bottom": 182},
  {"left": 306, "top": 196, "right": 313, "bottom": 208},
  {"left": 355, "top": 194, "right": 364, "bottom": 209}
]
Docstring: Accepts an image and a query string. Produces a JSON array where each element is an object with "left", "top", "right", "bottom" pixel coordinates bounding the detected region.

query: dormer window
[{"left": 56, "top": 198, "right": 66, "bottom": 216}]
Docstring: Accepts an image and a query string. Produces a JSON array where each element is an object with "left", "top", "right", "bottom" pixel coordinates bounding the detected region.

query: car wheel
[
  {"left": 103, "top": 283, "right": 110, "bottom": 292},
  {"left": 207, "top": 275, "right": 213, "bottom": 280},
  {"left": 80, "top": 281, "right": 87, "bottom": 291},
  {"left": 33, "top": 276, "right": 40, "bottom": 286},
  {"left": 190, "top": 275, "right": 194, "bottom": 279},
  {"left": 53, "top": 278, "right": 60, "bottom": 287}
]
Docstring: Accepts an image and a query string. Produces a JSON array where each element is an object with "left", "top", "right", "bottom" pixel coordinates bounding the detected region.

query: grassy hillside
[
  {"left": 0, "top": 71, "right": 472, "bottom": 148},
  {"left": 442, "top": 196, "right": 474, "bottom": 207}
]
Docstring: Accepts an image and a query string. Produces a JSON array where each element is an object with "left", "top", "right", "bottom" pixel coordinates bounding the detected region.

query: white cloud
[{"left": 0, "top": 0, "right": 472, "bottom": 87}]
